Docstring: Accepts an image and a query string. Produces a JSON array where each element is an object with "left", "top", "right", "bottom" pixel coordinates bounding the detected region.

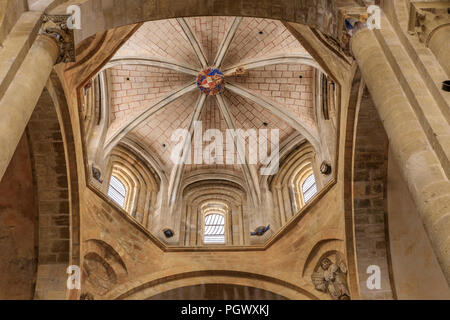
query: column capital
[
  {"left": 39, "top": 14, "right": 75, "bottom": 64},
  {"left": 337, "top": 7, "right": 372, "bottom": 55},
  {"left": 408, "top": 1, "right": 450, "bottom": 45}
]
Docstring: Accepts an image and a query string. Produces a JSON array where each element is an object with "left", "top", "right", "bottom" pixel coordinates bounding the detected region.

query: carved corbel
[
  {"left": 336, "top": 7, "right": 370, "bottom": 56},
  {"left": 311, "top": 252, "right": 351, "bottom": 300},
  {"left": 408, "top": 2, "right": 450, "bottom": 45},
  {"left": 39, "top": 14, "right": 76, "bottom": 64}
]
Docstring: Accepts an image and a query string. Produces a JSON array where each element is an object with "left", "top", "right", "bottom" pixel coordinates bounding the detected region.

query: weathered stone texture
[
  {"left": 27, "top": 88, "right": 70, "bottom": 265},
  {"left": 0, "top": 134, "right": 37, "bottom": 300},
  {"left": 353, "top": 88, "right": 394, "bottom": 300}
]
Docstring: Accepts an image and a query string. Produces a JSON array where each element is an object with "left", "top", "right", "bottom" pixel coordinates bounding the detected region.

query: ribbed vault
[
  {"left": 82, "top": 15, "right": 336, "bottom": 245},
  {"left": 97, "top": 17, "right": 323, "bottom": 204}
]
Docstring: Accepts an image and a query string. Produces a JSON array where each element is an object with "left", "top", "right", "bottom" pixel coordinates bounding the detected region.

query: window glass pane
[
  {"left": 108, "top": 175, "right": 126, "bottom": 208},
  {"left": 302, "top": 174, "right": 318, "bottom": 204},
  {"left": 204, "top": 213, "right": 225, "bottom": 244}
]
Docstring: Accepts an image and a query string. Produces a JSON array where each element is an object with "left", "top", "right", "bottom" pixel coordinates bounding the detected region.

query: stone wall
[
  {"left": 0, "top": 134, "right": 37, "bottom": 300},
  {"left": 27, "top": 88, "right": 70, "bottom": 299},
  {"left": 0, "top": 0, "right": 28, "bottom": 46},
  {"left": 82, "top": 180, "right": 346, "bottom": 300}
]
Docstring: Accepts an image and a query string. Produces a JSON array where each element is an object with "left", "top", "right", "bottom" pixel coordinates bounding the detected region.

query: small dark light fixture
[
  {"left": 299, "top": 75, "right": 303, "bottom": 79},
  {"left": 163, "top": 229, "right": 174, "bottom": 238},
  {"left": 263, "top": 122, "right": 269, "bottom": 127},
  {"left": 320, "top": 162, "right": 332, "bottom": 176},
  {"left": 235, "top": 66, "right": 246, "bottom": 76},
  {"left": 259, "top": 31, "right": 264, "bottom": 35},
  {"left": 162, "top": 143, "right": 167, "bottom": 148},
  {"left": 442, "top": 80, "right": 450, "bottom": 92},
  {"left": 251, "top": 225, "right": 270, "bottom": 237},
  {"left": 91, "top": 164, "right": 103, "bottom": 183},
  {"left": 126, "top": 77, "right": 130, "bottom": 81}
]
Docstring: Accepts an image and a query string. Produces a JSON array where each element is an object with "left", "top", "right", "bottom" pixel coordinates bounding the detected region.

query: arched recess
[
  {"left": 148, "top": 284, "right": 288, "bottom": 300},
  {"left": 46, "top": 72, "right": 81, "bottom": 269},
  {"left": 82, "top": 239, "right": 128, "bottom": 298},
  {"left": 106, "top": 270, "right": 319, "bottom": 300},
  {"left": 24, "top": 71, "right": 80, "bottom": 300},
  {"left": 179, "top": 179, "right": 249, "bottom": 247},
  {"left": 343, "top": 68, "right": 396, "bottom": 300},
  {"left": 104, "top": 145, "right": 161, "bottom": 229},
  {"left": 302, "top": 239, "right": 345, "bottom": 279},
  {"left": 268, "top": 142, "right": 321, "bottom": 229},
  {"left": 351, "top": 83, "right": 396, "bottom": 300},
  {"left": 109, "top": 165, "right": 138, "bottom": 211}
]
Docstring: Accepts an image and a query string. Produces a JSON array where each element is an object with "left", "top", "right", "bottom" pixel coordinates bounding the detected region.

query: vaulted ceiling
[{"left": 101, "top": 16, "right": 322, "bottom": 184}]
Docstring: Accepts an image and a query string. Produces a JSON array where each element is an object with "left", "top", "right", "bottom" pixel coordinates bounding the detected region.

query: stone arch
[
  {"left": 342, "top": 68, "right": 363, "bottom": 299},
  {"left": 82, "top": 239, "right": 128, "bottom": 298},
  {"left": 84, "top": 239, "right": 128, "bottom": 274},
  {"left": 148, "top": 283, "right": 288, "bottom": 300},
  {"left": 47, "top": 0, "right": 345, "bottom": 44},
  {"left": 104, "top": 145, "right": 162, "bottom": 228},
  {"left": 83, "top": 252, "right": 118, "bottom": 296},
  {"left": 351, "top": 82, "right": 396, "bottom": 300},
  {"left": 105, "top": 270, "right": 319, "bottom": 300},
  {"left": 269, "top": 143, "right": 320, "bottom": 228},
  {"left": 302, "top": 239, "right": 344, "bottom": 278},
  {"left": 342, "top": 68, "right": 398, "bottom": 300},
  {"left": 47, "top": 72, "right": 81, "bottom": 269},
  {"left": 24, "top": 71, "right": 80, "bottom": 300},
  {"left": 179, "top": 179, "right": 248, "bottom": 246}
]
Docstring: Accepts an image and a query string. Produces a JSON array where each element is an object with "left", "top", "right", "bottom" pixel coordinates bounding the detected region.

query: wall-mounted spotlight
[
  {"left": 91, "top": 164, "right": 103, "bottom": 183},
  {"left": 251, "top": 225, "right": 270, "bottom": 237},
  {"left": 163, "top": 229, "right": 174, "bottom": 238},
  {"left": 443, "top": 80, "right": 450, "bottom": 92},
  {"left": 320, "top": 162, "right": 332, "bottom": 176}
]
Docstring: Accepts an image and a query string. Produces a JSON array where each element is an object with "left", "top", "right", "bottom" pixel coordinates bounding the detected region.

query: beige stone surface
[
  {"left": 0, "top": 0, "right": 448, "bottom": 301},
  {"left": 428, "top": 26, "right": 450, "bottom": 76},
  {"left": 351, "top": 25, "right": 450, "bottom": 284},
  {"left": 388, "top": 150, "right": 450, "bottom": 300},
  {"left": 0, "top": 134, "right": 37, "bottom": 300},
  {"left": 0, "top": 35, "right": 59, "bottom": 180}
]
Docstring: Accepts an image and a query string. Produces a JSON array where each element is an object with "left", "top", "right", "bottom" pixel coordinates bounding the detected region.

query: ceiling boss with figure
[{"left": 197, "top": 68, "right": 226, "bottom": 95}]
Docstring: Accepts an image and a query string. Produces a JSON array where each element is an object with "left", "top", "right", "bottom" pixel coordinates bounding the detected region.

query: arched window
[
  {"left": 204, "top": 214, "right": 225, "bottom": 244},
  {"left": 302, "top": 174, "right": 317, "bottom": 204},
  {"left": 108, "top": 175, "right": 127, "bottom": 208}
]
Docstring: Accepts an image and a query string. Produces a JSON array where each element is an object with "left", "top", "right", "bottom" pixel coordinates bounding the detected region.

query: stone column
[
  {"left": 351, "top": 28, "right": 450, "bottom": 284},
  {"left": 0, "top": 14, "right": 75, "bottom": 180}
]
